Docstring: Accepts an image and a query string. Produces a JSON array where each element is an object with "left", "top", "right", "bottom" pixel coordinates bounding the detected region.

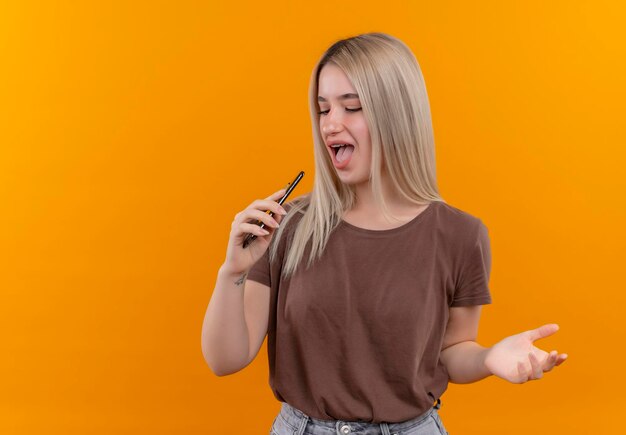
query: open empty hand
[{"left": 484, "top": 323, "right": 568, "bottom": 384}]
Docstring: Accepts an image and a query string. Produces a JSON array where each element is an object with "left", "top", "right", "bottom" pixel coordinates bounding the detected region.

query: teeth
[{"left": 331, "top": 144, "right": 350, "bottom": 148}]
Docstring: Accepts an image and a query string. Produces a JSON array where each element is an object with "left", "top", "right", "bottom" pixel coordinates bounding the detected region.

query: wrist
[
  {"left": 219, "top": 264, "right": 248, "bottom": 280},
  {"left": 481, "top": 346, "right": 494, "bottom": 377}
]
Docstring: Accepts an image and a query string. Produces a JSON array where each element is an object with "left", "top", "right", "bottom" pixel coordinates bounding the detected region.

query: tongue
[{"left": 336, "top": 145, "right": 354, "bottom": 163}]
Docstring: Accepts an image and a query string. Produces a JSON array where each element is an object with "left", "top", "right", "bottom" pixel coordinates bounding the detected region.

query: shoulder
[
  {"left": 433, "top": 201, "right": 484, "bottom": 225},
  {"left": 431, "top": 200, "right": 487, "bottom": 244}
]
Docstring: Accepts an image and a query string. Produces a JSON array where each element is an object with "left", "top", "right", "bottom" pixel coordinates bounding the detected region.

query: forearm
[
  {"left": 440, "top": 341, "right": 492, "bottom": 384},
  {"left": 201, "top": 265, "right": 251, "bottom": 376}
]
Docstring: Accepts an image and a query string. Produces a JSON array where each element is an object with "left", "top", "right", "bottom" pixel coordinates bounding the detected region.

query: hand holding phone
[
  {"left": 242, "top": 171, "right": 304, "bottom": 248},
  {"left": 221, "top": 171, "right": 304, "bottom": 276}
]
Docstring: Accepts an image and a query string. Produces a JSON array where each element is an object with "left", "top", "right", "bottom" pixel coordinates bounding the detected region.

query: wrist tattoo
[{"left": 234, "top": 272, "right": 248, "bottom": 286}]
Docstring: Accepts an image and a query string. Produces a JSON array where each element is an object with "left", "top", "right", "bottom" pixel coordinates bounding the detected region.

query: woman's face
[{"left": 317, "top": 63, "right": 372, "bottom": 186}]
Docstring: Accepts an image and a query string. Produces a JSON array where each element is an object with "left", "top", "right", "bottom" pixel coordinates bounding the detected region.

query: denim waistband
[{"left": 277, "top": 400, "right": 442, "bottom": 435}]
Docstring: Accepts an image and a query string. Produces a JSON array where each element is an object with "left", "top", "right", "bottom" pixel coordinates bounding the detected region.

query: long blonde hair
[{"left": 269, "top": 32, "right": 445, "bottom": 279}]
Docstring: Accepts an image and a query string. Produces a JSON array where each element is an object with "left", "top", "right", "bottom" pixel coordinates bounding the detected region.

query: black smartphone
[{"left": 242, "top": 171, "right": 305, "bottom": 249}]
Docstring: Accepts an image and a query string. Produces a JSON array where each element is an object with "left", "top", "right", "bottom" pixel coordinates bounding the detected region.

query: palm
[{"left": 484, "top": 324, "right": 568, "bottom": 384}]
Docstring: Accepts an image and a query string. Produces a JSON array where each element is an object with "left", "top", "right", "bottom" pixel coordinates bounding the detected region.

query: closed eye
[{"left": 317, "top": 107, "right": 362, "bottom": 116}]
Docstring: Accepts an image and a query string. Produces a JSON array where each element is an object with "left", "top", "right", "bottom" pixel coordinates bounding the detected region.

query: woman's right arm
[{"left": 201, "top": 188, "right": 287, "bottom": 376}]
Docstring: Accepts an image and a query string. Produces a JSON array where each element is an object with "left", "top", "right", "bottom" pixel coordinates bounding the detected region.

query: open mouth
[
  {"left": 330, "top": 143, "right": 355, "bottom": 165},
  {"left": 330, "top": 144, "right": 354, "bottom": 156}
]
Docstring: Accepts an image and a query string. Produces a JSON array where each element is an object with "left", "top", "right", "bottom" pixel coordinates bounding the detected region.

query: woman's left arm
[{"left": 439, "top": 306, "right": 568, "bottom": 384}]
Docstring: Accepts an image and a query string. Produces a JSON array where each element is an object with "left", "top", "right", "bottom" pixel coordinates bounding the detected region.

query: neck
[{"left": 350, "top": 173, "right": 427, "bottom": 216}]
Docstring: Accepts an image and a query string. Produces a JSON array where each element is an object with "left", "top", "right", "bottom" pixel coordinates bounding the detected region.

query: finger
[
  {"left": 544, "top": 350, "right": 558, "bottom": 372},
  {"left": 274, "top": 212, "right": 285, "bottom": 224},
  {"left": 272, "top": 214, "right": 287, "bottom": 229},
  {"left": 239, "top": 222, "right": 271, "bottom": 238},
  {"left": 555, "top": 353, "right": 568, "bottom": 366},
  {"left": 236, "top": 200, "right": 286, "bottom": 222},
  {"left": 243, "top": 209, "right": 281, "bottom": 229},
  {"left": 529, "top": 352, "right": 543, "bottom": 379},
  {"left": 264, "top": 188, "right": 287, "bottom": 201},
  {"left": 252, "top": 198, "right": 288, "bottom": 216},
  {"left": 528, "top": 323, "right": 559, "bottom": 342},
  {"left": 517, "top": 360, "right": 529, "bottom": 383}
]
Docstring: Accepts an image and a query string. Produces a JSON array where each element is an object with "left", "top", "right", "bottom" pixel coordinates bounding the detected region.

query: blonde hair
[{"left": 269, "top": 32, "right": 445, "bottom": 279}]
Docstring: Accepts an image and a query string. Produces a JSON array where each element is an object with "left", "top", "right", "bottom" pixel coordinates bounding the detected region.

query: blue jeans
[{"left": 269, "top": 400, "right": 449, "bottom": 435}]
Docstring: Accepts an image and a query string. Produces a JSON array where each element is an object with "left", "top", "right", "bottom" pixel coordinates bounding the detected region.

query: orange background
[{"left": 1, "top": 1, "right": 624, "bottom": 433}]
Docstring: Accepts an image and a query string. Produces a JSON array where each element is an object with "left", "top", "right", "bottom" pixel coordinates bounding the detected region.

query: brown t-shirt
[{"left": 246, "top": 199, "right": 492, "bottom": 423}]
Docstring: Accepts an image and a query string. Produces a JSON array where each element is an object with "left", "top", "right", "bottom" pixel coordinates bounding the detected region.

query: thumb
[{"left": 527, "top": 323, "right": 559, "bottom": 342}]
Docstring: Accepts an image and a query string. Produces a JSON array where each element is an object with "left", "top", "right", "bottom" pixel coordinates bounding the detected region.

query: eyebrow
[{"left": 317, "top": 93, "right": 360, "bottom": 102}]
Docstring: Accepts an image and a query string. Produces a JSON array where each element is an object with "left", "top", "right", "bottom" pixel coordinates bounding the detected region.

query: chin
[{"left": 336, "top": 172, "right": 369, "bottom": 186}]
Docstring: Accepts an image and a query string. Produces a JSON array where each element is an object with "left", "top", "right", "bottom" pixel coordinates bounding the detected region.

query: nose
[{"left": 320, "top": 109, "right": 344, "bottom": 136}]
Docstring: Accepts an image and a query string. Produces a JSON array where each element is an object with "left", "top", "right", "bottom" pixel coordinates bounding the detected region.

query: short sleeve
[
  {"left": 452, "top": 220, "right": 492, "bottom": 307},
  {"left": 246, "top": 246, "right": 271, "bottom": 287}
]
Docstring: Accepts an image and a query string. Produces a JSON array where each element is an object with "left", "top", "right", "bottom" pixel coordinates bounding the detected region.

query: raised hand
[
  {"left": 222, "top": 188, "right": 288, "bottom": 276},
  {"left": 484, "top": 323, "right": 568, "bottom": 384}
]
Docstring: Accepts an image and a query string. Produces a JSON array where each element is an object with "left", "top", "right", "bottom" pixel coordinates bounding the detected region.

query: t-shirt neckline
[{"left": 338, "top": 201, "right": 439, "bottom": 236}]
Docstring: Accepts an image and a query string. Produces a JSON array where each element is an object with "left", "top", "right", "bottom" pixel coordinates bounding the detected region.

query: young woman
[{"left": 202, "top": 32, "right": 568, "bottom": 435}]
